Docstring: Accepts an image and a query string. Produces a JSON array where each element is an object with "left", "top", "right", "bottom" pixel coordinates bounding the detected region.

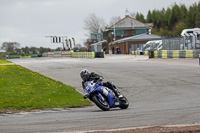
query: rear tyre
[
  {"left": 92, "top": 95, "right": 110, "bottom": 111},
  {"left": 119, "top": 96, "right": 129, "bottom": 109}
]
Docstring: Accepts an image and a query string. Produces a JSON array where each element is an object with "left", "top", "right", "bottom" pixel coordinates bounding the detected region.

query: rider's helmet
[{"left": 80, "top": 69, "right": 90, "bottom": 81}]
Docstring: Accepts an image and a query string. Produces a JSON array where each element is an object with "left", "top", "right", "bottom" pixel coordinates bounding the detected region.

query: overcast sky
[{"left": 0, "top": 0, "right": 199, "bottom": 49}]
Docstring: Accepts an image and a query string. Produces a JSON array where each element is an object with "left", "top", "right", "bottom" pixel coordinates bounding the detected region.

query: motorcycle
[{"left": 83, "top": 79, "right": 129, "bottom": 111}]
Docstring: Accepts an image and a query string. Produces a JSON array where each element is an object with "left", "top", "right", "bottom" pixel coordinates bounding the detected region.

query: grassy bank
[
  {"left": 0, "top": 59, "right": 12, "bottom": 64},
  {"left": 0, "top": 65, "right": 91, "bottom": 113}
]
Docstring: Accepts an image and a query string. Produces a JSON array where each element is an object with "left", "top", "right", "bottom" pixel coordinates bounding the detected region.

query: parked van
[{"left": 143, "top": 40, "right": 162, "bottom": 51}]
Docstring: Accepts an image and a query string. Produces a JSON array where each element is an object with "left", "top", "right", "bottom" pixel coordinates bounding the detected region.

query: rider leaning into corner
[{"left": 80, "top": 69, "right": 123, "bottom": 99}]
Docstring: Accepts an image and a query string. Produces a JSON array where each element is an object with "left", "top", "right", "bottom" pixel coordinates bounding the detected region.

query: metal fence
[
  {"left": 129, "top": 44, "right": 144, "bottom": 54},
  {"left": 129, "top": 35, "right": 200, "bottom": 54},
  {"left": 162, "top": 37, "right": 184, "bottom": 50}
]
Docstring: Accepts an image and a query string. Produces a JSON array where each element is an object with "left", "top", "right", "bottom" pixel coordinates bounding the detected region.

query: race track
[{"left": 1, "top": 55, "right": 200, "bottom": 133}]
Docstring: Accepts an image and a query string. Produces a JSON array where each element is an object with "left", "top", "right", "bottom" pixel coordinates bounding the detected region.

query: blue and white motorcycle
[{"left": 83, "top": 79, "right": 129, "bottom": 111}]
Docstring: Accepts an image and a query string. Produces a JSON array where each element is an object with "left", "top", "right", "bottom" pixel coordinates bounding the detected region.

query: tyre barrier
[
  {"left": 131, "top": 51, "right": 138, "bottom": 55},
  {"left": 95, "top": 52, "right": 105, "bottom": 58},
  {"left": 48, "top": 51, "right": 104, "bottom": 58},
  {"left": 71, "top": 52, "right": 96, "bottom": 58},
  {"left": 149, "top": 50, "right": 200, "bottom": 58},
  {"left": 132, "top": 51, "right": 149, "bottom": 55}
]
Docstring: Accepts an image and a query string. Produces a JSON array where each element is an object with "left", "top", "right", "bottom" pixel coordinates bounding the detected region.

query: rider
[{"left": 80, "top": 69, "right": 123, "bottom": 99}]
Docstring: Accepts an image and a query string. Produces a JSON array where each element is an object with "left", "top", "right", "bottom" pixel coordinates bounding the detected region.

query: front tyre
[
  {"left": 119, "top": 96, "right": 129, "bottom": 109},
  {"left": 92, "top": 95, "right": 110, "bottom": 111}
]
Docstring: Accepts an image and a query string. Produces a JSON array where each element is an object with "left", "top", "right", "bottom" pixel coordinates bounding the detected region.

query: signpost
[
  {"left": 46, "top": 36, "right": 75, "bottom": 51},
  {"left": 45, "top": 36, "right": 68, "bottom": 50}
]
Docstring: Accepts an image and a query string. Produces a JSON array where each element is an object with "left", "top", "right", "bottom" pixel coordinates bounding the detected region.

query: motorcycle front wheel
[
  {"left": 92, "top": 95, "right": 110, "bottom": 111},
  {"left": 119, "top": 96, "right": 129, "bottom": 109}
]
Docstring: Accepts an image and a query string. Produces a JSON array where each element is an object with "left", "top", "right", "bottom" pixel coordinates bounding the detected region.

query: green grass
[
  {"left": 9, "top": 54, "right": 39, "bottom": 58},
  {"left": 8, "top": 55, "right": 21, "bottom": 58},
  {"left": 0, "top": 65, "right": 91, "bottom": 112},
  {"left": 0, "top": 59, "right": 12, "bottom": 64}
]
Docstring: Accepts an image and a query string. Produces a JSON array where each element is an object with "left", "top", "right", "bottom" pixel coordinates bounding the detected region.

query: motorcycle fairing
[{"left": 84, "top": 81, "right": 116, "bottom": 107}]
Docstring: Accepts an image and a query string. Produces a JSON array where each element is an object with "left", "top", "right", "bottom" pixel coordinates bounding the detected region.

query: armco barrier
[{"left": 149, "top": 50, "right": 200, "bottom": 58}]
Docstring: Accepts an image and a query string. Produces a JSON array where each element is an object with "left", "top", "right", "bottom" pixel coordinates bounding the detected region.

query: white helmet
[{"left": 80, "top": 69, "right": 90, "bottom": 81}]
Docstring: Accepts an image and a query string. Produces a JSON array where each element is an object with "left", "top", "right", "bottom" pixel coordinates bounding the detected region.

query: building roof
[
  {"left": 91, "top": 40, "right": 107, "bottom": 46},
  {"left": 109, "top": 33, "right": 162, "bottom": 45},
  {"left": 0, "top": 49, "right": 6, "bottom": 52},
  {"left": 108, "top": 16, "right": 153, "bottom": 29}
]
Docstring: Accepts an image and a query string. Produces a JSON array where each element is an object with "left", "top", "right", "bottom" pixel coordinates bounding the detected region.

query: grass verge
[
  {"left": 0, "top": 59, "right": 12, "bottom": 64},
  {"left": 0, "top": 65, "right": 92, "bottom": 113}
]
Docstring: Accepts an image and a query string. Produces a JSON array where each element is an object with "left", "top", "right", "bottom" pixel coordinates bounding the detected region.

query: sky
[{"left": 0, "top": 0, "right": 199, "bottom": 49}]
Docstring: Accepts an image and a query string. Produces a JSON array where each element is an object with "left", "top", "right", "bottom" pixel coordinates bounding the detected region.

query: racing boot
[
  {"left": 106, "top": 82, "right": 123, "bottom": 99},
  {"left": 112, "top": 86, "right": 123, "bottom": 100}
]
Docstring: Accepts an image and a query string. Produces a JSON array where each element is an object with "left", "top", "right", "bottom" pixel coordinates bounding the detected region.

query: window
[
  {"left": 133, "top": 29, "right": 146, "bottom": 35},
  {"left": 115, "top": 30, "right": 124, "bottom": 36},
  {"left": 91, "top": 34, "right": 103, "bottom": 41},
  {"left": 91, "top": 34, "right": 97, "bottom": 39},
  {"left": 124, "top": 30, "right": 127, "bottom": 36},
  {"left": 197, "top": 34, "right": 200, "bottom": 43}
]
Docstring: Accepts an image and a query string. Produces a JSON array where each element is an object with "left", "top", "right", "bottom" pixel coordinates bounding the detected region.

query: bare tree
[
  {"left": 83, "top": 13, "right": 106, "bottom": 34},
  {"left": 108, "top": 11, "right": 136, "bottom": 27},
  {"left": 130, "top": 12, "right": 136, "bottom": 19},
  {"left": 109, "top": 16, "right": 121, "bottom": 26},
  {"left": 1, "top": 42, "right": 20, "bottom": 52}
]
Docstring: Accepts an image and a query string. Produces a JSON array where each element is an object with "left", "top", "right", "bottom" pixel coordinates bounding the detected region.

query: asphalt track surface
[{"left": 1, "top": 55, "right": 200, "bottom": 133}]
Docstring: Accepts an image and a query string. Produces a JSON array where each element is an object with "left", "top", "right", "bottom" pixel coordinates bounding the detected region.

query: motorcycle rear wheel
[{"left": 92, "top": 95, "right": 110, "bottom": 111}]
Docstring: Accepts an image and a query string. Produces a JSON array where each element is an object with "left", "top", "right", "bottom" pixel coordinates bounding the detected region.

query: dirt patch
[{"left": 86, "top": 125, "right": 200, "bottom": 133}]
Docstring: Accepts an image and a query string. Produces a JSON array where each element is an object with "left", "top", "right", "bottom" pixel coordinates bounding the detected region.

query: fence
[{"left": 162, "top": 37, "right": 184, "bottom": 50}]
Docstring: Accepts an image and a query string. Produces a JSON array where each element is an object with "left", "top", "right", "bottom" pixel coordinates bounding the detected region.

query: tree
[
  {"left": 146, "top": 10, "right": 152, "bottom": 23},
  {"left": 164, "top": 8, "right": 171, "bottom": 28},
  {"left": 83, "top": 13, "right": 106, "bottom": 34},
  {"left": 136, "top": 13, "right": 145, "bottom": 23},
  {"left": 173, "top": 22, "right": 188, "bottom": 35},
  {"left": 168, "top": 4, "right": 182, "bottom": 29},
  {"left": 29, "top": 47, "right": 38, "bottom": 54},
  {"left": 180, "top": 4, "right": 188, "bottom": 22},
  {"left": 196, "top": 2, "right": 200, "bottom": 27},
  {"left": 21, "top": 46, "right": 29, "bottom": 54},
  {"left": 38, "top": 47, "right": 50, "bottom": 54},
  {"left": 130, "top": 12, "right": 136, "bottom": 19},
  {"left": 1, "top": 42, "right": 20, "bottom": 53},
  {"left": 109, "top": 16, "right": 121, "bottom": 26}
]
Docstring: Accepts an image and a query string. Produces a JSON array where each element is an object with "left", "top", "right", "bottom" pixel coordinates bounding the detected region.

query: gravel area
[{"left": 85, "top": 125, "right": 200, "bottom": 133}]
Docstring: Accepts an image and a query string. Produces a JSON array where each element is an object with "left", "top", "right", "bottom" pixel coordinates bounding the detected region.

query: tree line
[
  {"left": 135, "top": 2, "right": 200, "bottom": 36},
  {"left": 83, "top": 2, "right": 200, "bottom": 37},
  {"left": 1, "top": 42, "right": 55, "bottom": 55},
  {"left": 0, "top": 42, "right": 87, "bottom": 57}
]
